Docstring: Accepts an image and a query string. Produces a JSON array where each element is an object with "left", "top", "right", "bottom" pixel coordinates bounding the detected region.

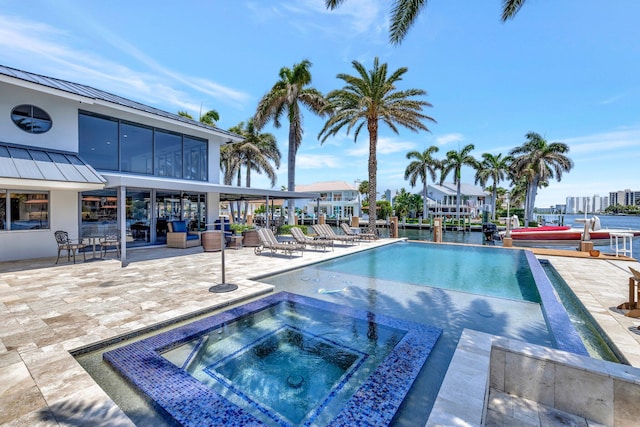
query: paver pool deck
[{"left": 1, "top": 239, "right": 640, "bottom": 426}]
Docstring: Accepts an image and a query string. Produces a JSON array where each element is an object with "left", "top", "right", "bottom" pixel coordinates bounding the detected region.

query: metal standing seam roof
[
  {"left": 0, "top": 64, "right": 243, "bottom": 142},
  {"left": 0, "top": 142, "right": 106, "bottom": 184}
]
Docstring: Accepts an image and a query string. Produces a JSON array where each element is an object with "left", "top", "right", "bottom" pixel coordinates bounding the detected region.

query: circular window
[{"left": 11, "top": 104, "right": 52, "bottom": 134}]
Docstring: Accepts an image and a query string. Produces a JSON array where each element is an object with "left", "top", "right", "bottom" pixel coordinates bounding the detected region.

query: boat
[{"left": 501, "top": 215, "right": 640, "bottom": 247}]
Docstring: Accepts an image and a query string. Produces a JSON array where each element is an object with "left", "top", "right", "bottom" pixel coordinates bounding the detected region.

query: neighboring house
[
  {"left": 0, "top": 65, "right": 316, "bottom": 262},
  {"left": 428, "top": 182, "right": 491, "bottom": 216},
  {"left": 294, "top": 181, "right": 361, "bottom": 220}
]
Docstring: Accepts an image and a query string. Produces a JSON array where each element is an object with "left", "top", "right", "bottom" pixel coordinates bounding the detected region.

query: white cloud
[
  {"left": 282, "top": 0, "right": 383, "bottom": 34},
  {"left": 344, "top": 136, "right": 416, "bottom": 156},
  {"left": 564, "top": 128, "right": 640, "bottom": 157},
  {"left": 435, "top": 133, "right": 465, "bottom": 146},
  {"left": 247, "top": 0, "right": 385, "bottom": 40},
  {"left": 600, "top": 93, "right": 627, "bottom": 105},
  {"left": 296, "top": 154, "right": 342, "bottom": 169},
  {"left": 0, "top": 14, "right": 250, "bottom": 112}
]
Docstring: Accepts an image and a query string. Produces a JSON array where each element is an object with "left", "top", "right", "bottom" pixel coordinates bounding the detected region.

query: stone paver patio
[{"left": 1, "top": 240, "right": 640, "bottom": 426}]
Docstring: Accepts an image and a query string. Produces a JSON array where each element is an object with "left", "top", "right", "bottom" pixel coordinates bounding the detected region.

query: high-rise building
[{"left": 609, "top": 189, "right": 640, "bottom": 207}]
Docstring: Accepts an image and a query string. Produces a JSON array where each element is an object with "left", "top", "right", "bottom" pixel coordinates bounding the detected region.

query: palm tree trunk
[
  {"left": 367, "top": 120, "right": 378, "bottom": 234},
  {"left": 456, "top": 174, "right": 461, "bottom": 223},
  {"left": 244, "top": 166, "right": 251, "bottom": 224},
  {"left": 524, "top": 179, "right": 537, "bottom": 227},
  {"left": 235, "top": 168, "right": 242, "bottom": 222},
  {"left": 423, "top": 168, "right": 428, "bottom": 223},
  {"left": 491, "top": 184, "right": 497, "bottom": 221},
  {"left": 527, "top": 177, "right": 539, "bottom": 226},
  {"left": 287, "top": 122, "right": 296, "bottom": 225}
]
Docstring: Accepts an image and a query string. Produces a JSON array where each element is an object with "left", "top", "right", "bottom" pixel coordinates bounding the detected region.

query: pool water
[
  {"left": 259, "top": 241, "right": 587, "bottom": 423},
  {"left": 201, "top": 326, "right": 365, "bottom": 425},
  {"left": 79, "top": 241, "right": 586, "bottom": 426},
  {"left": 316, "top": 242, "right": 541, "bottom": 302},
  {"left": 540, "top": 259, "right": 621, "bottom": 362},
  {"left": 103, "top": 292, "right": 441, "bottom": 426}
]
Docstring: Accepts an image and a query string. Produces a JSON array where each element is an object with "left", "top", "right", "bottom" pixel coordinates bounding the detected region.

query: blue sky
[{"left": 1, "top": 0, "right": 639, "bottom": 208}]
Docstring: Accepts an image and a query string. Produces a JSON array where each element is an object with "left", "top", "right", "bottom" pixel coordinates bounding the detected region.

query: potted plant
[{"left": 230, "top": 224, "right": 260, "bottom": 247}]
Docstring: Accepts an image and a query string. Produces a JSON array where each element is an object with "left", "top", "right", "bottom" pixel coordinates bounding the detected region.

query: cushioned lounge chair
[
  {"left": 312, "top": 224, "right": 357, "bottom": 245},
  {"left": 167, "top": 221, "right": 201, "bottom": 248},
  {"left": 290, "top": 227, "right": 332, "bottom": 252},
  {"left": 255, "top": 228, "right": 303, "bottom": 257},
  {"left": 340, "top": 222, "right": 377, "bottom": 241}
]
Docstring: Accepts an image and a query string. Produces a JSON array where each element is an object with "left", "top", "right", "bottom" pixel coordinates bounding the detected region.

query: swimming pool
[
  {"left": 79, "top": 241, "right": 588, "bottom": 425},
  {"left": 307, "top": 242, "right": 541, "bottom": 302},
  {"left": 258, "top": 241, "right": 588, "bottom": 423},
  {"left": 103, "top": 292, "right": 441, "bottom": 426}
]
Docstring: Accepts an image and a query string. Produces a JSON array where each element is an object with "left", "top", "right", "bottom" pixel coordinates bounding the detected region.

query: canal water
[{"left": 381, "top": 214, "right": 640, "bottom": 255}]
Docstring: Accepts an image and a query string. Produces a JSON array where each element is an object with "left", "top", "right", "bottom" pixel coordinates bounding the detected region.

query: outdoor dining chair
[
  {"left": 54, "top": 230, "right": 86, "bottom": 264},
  {"left": 100, "top": 232, "right": 121, "bottom": 259}
]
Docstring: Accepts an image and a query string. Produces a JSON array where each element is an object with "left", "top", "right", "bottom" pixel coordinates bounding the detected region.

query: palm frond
[{"left": 390, "top": 0, "right": 427, "bottom": 44}]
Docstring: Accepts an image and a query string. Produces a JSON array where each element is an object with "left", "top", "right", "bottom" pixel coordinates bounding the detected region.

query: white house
[
  {"left": 294, "top": 181, "right": 361, "bottom": 220},
  {"left": 0, "top": 65, "right": 316, "bottom": 262},
  {"left": 428, "top": 182, "right": 491, "bottom": 217}
]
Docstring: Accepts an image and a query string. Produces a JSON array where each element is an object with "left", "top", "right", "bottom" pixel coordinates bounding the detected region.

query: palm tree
[
  {"left": 404, "top": 146, "right": 440, "bottom": 223},
  {"left": 393, "top": 188, "right": 412, "bottom": 219},
  {"left": 474, "top": 153, "right": 513, "bottom": 220},
  {"left": 254, "top": 59, "right": 329, "bottom": 225},
  {"left": 178, "top": 109, "right": 220, "bottom": 126},
  {"left": 199, "top": 110, "right": 220, "bottom": 126},
  {"left": 228, "top": 119, "right": 282, "bottom": 222},
  {"left": 220, "top": 143, "right": 242, "bottom": 220},
  {"left": 318, "top": 57, "right": 436, "bottom": 233},
  {"left": 439, "top": 144, "right": 478, "bottom": 223},
  {"left": 509, "top": 132, "right": 573, "bottom": 226},
  {"left": 358, "top": 180, "right": 369, "bottom": 202},
  {"left": 228, "top": 119, "right": 281, "bottom": 188},
  {"left": 325, "top": 0, "right": 528, "bottom": 44}
]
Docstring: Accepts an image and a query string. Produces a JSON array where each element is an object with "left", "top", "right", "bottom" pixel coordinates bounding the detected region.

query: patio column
[
  {"left": 119, "top": 186, "right": 128, "bottom": 267},
  {"left": 265, "top": 196, "right": 270, "bottom": 229}
]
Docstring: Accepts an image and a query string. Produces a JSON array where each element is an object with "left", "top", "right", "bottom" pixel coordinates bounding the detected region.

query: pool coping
[
  {"left": 103, "top": 291, "right": 442, "bottom": 426},
  {"left": 525, "top": 250, "right": 589, "bottom": 356},
  {"left": 428, "top": 328, "right": 640, "bottom": 426}
]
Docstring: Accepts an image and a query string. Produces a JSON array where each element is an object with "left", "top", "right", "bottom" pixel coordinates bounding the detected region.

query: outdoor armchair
[{"left": 167, "top": 220, "right": 201, "bottom": 248}]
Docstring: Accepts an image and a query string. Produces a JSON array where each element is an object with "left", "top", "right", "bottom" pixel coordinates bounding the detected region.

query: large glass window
[
  {"left": 11, "top": 104, "right": 52, "bottom": 134},
  {"left": 79, "top": 113, "right": 119, "bottom": 170},
  {"left": 81, "top": 190, "right": 119, "bottom": 237},
  {"left": 79, "top": 112, "right": 208, "bottom": 181},
  {"left": 121, "top": 122, "right": 153, "bottom": 174},
  {"left": 183, "top": 193, "right": 206, "bottom": 231},
  {"left": 0, "top": 191, "right": 49, "bottom": 230},
  {"left": 126, "top": 189, "right": 151, "bottom": 246},
  {"left": 154, "top": 131, "right": 182, "bottom": 178},
  {"left": 183, "top": 137, "right": 207, "bottom": 181},
  {"left": 155, "top": 191, "right": 182, "bottom": 244},
  {"left": 0, "top": 192, "right": 5, "bottom": 230}
]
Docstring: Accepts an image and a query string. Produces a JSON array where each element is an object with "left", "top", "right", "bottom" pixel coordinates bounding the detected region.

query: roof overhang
[
  {"left": 0, "top": 142, "right": 106, "bottom": 191},
  {"left": 0, "top": 177, "right": 105, "bottom": 191},
  {"left": 100, "top": 173, "right": 320, "bottom": 201}
]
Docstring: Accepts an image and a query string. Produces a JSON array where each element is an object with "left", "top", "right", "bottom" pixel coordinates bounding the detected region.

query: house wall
[
  {"left": 1, "top": 82, "right": 80, "bottom": 152},
  {"left": 0, "top": 190, "right": 78, "bottom": 261},
  {"left": 1, "top": 79, "right": 229, "bottom": 262}
]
